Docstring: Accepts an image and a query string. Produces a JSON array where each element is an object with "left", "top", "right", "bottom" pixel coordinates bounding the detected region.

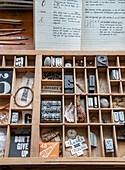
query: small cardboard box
[{"left": 39, "top": 142, "right": 59, "bottom": 158}]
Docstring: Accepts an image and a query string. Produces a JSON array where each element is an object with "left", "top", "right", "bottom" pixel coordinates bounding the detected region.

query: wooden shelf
[{"left": 0, "top": 51, "right": 125, "bottom": 165}]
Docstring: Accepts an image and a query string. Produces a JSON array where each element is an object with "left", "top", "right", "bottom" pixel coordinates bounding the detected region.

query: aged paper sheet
[
  {"left": 82, "top": 0, "right": 125, "bottom": 50},
  {"left": 35, "top": 0, "right": 82, "bottom": 50}
]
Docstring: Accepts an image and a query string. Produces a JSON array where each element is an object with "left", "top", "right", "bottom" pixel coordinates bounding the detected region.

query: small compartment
[
  {"left": 0, "top": 97, "right": 10, "bottom": 124},
  {"left": 41, "top": 81, "right": 62, "bottom": 94},
  {"left": 9, "top": 128, "right": 31, "bottom": 158},
  {"left": 108, "top": 56, "right": 117, "bottom": 66},
  {"left": 87, "top": 68, "right": 97, "bottom": 93},
  {"left": 14, "top": 69, "right": 34, "bottom": 91},
  {"left": 113, "top": 110, "right": 125, "bottom": 124},
  {"left": 121, "top": 68, "right": 125, "bottom": 80},
  {"left": 101, "top": 110, "right": 112, "bottom": 123},
  {"left": 86, "top": 56, "right": 95, "bottom": 67},
  {"left": 75, "top": 56, "right": 84, "bottom": 67},
  {"left": 89, "top": 110, "right": 99, "bottom": 123},
  {"left": 112, "top": 96, "right": 125, "bottom": 108},
  {"left": 27, "top": 56, "right": 35, "bottom": 66},
  {"left": 52, "top": 56, "right": 63, "bottom": 67},
  {"left": 41, "top": 95, "right": 62, "bottom": 123},
  {"left": 76, "top": 68, "right": 85, "bottom": 93},
  {"left": 42, "top": 68, "right": 62, "bottom": 80},
  {"left": 111, "top": 82, "right": 121, "bottom": 94},
  {"left": 15, "top": 56, "right": 25, "bottom": 67},
  {"left": 100, "top": 96, "right": 110, "bottom": 108},
  {"left": 64, "top": 127, "right": 89, "bottom": 157},
  {"left": 13, "top": 70, "right": 34, "bottom": 109},
  {"left": 98, "top": 68, "right": 109, "bottom": 93},
  {"left": 64, "top": 69, "right": 74, "bottom": 94},
  {"left": 116, "top": 127, "right": 125, "bottom": 157},
  {"left": 110, "top": 69, "right": 120, "bottom": 80},
  {"left": 42, "top": 56, "right": 51, "bottom": 67},
  {"left": 11, "top": 110, "right": 32, "bottom": 124},
  {"left": 103, "top": 126, "right": 115, "bottom": 157},
  {"left": 119, "top": 56, "right": 125, "bottom": 66},
  {"left": 0, "top": 127, "right": 7, "bottom": 157},
  {"left": 40, "top": 126, "right": 63, "bottom": 157},
  {"left": 77, "top": 95, "right": 87, "bottom": 123},
  {"left": 5, "top": 56, "right": 14, "bottom": 67},
  {"left": 64, "top": 95, "right": 75, "bottom": 123},
  {"left": 88, "top": 96, "right": 98, "bottom": 109},
  {"left": 64, "top": 56, "right": 73, "bottom": 67},
  {"left": 90, "top": 126, "right": 101, "bottom": 157}
]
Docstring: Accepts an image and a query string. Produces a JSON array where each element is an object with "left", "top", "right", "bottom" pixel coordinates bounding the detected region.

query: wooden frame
[{"left": 0, "top": 50, "right": 125, "bottom": 165}]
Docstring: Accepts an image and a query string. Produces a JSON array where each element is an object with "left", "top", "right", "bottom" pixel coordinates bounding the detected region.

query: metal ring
[{"left": 67, "top": 129, "right": 77, "bottom": 139}]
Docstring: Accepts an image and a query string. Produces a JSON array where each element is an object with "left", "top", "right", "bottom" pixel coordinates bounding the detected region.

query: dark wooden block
[{"left": 0, "top": 69, "right": 13, "bottom": 94}]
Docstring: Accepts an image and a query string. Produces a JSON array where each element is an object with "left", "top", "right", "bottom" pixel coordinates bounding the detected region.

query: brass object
[{"left": 67, "top": 129, "right": 77, "bottom": 139}]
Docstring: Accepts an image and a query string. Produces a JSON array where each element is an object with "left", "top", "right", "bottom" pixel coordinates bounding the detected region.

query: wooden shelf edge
[
  {"left": 1, "top": 50, "right": 125, "bottom": 56},
  {"left": 1, "top": 157, "right": 125, "bottom": 165}
]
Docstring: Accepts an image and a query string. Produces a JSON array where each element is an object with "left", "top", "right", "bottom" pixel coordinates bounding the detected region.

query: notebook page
[
  {"left": 35, "top": 0, "right": 82, "bottom": 50},
  {"left": 82, "top": 0, "right": 125, "bottom": 51}
]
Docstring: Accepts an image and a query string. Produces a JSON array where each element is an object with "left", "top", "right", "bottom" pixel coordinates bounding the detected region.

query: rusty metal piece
[{"left": 76, "top": 95, "right": 86, "bottom": 121}]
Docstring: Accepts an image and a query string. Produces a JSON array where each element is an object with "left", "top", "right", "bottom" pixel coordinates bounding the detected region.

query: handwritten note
[
  {"left": 35, "top": 0, "right": 125, "bottom": 50},
  {"left": 82, "top": 0, "right": 125, "bottom": 50},
  {"left": 35, "top": 0, "right": 82, "bottom": 50}
]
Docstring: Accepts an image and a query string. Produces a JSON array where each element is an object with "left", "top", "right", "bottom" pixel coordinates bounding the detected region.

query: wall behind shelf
[{"left": 0, "top": 10, "right": 34, "bottom": 50}]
